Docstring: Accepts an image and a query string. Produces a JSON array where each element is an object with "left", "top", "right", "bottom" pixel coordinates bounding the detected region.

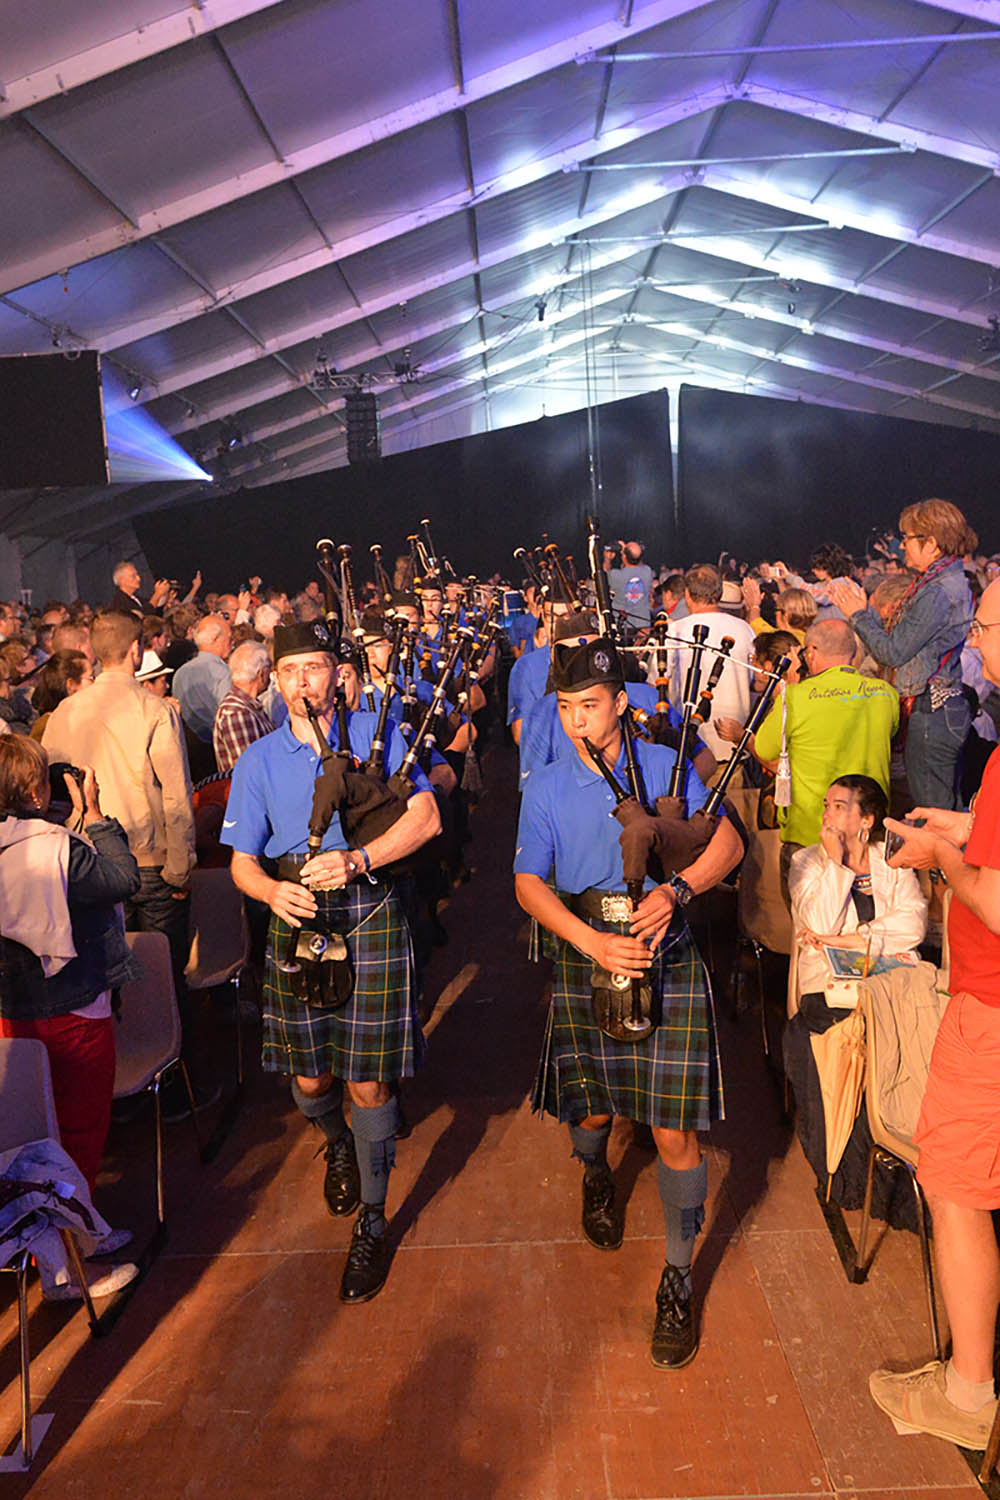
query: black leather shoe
[
  {"left": 323, "top": 1131, "right": 360, "bottom": 1217},
  {"left": 339, "top": 1208, "right": 391, "bottom": 1303},
  {"left": 581, "top": 1166, "right": 622, "bottom": 1250},
  {"left": 650, "top": 1263, "right": 698, "bottom": 1369}
]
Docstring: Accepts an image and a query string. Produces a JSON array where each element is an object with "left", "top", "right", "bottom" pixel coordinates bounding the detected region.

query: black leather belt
[{"left": 567, "top": 888, "right": 636, "bottom": 925}]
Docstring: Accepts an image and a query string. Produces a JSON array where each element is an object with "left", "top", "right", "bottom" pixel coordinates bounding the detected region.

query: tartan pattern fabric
[
  {"left": 262, "top": 868, "right": 422, "bottom": 1082},
  {"left": 213, "top": 686, "right": 274, "bottom": 776},
  {"left": 531, "top": 900, "right": 723, "bottom": 1131}
]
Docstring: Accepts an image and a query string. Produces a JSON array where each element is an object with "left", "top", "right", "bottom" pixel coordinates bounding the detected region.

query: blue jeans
[{"left": 905, "top": 695, "right": 970, "bottom": 810}]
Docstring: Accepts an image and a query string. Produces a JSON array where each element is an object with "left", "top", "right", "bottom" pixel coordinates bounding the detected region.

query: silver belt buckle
[{"left": 600, "top": 894, "right": 632, "bottom": 923}]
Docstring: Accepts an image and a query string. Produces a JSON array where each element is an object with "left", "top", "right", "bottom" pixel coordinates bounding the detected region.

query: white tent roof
[{"left": 2, "top": 0, "right": 999, "bottom": 542}]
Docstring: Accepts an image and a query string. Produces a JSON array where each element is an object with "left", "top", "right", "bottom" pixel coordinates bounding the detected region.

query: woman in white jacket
[{"left": 784, "top": 774, "right": 927, "bottom": 1207}]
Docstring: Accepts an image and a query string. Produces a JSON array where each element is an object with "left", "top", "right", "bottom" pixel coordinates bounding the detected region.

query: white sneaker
[
  {"left": 43, "top": 1261, "right": 139, "bottom": 1303},
  {"left": 869, "top": 1360, "right": 997, "bottom": 1449}
]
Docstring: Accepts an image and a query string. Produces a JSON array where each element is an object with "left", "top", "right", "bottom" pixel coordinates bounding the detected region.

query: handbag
[{"left": 289, "top": 929, "right": 354, "bottom": 1010}]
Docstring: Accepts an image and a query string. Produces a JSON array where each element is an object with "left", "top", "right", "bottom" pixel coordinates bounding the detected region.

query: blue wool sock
[
  {"left": 291, "top": 1079, "right": 346, "bottom": 1144},
  {"left": 351, "top": 1098, "right": 400, "bottom": 1233},
  {"left": 657, "top": 1157, "right": 707, "bottom": 1290},
  {"left": 569, "top": 1120, "right": 611, "bottom": 1174}
]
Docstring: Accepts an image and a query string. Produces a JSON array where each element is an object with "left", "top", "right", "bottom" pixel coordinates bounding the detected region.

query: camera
[
  {"left": 884, "top": 816, "right": 926, "bottom": 861},
  {"left": 48, "top": 762, "right": 85, "bottom": 799}
]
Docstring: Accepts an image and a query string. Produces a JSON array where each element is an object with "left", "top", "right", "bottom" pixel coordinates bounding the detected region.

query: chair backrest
[
  {"left": 184, "top": 867, "right": 248, "bottom": 990},
  {"left": 0, "top": 1037, "right": 60, "bottom": 1152},
  {"left": 113, "top": 932, "right": 182, "bottom": 1097},
  {"left": 732, "top": 786, "right": 793, "bottom": 956},
  {"left": 861, "top": 962, "right": 948, "bottom": 1166}
]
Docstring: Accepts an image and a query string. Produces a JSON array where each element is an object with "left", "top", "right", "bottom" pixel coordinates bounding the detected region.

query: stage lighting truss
[{"left": 309, "top": 347, "right": 421, "bottom": 392}]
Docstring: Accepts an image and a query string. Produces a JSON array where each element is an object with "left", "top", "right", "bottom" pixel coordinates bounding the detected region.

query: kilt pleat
[
  {"left": 262, "top": 870, "right": 422, "bottom": 1081},
  {"left": 531, "top": 914, "right": 724, "bottom": 1131}
]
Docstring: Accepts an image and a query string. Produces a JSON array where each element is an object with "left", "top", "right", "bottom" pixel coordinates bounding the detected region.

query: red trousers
[{"left": 0, "top": 1012, "right": 116, "bottom": 1192}]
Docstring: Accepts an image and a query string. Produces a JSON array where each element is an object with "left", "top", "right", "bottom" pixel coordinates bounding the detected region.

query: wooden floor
[{"left": 0, "top": 748, "right": 985, "bottom": 1499}]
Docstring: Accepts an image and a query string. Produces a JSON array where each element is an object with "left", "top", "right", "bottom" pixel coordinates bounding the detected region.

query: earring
[{"left": 859, "top": 826, "right": 869, "bottom": 844}]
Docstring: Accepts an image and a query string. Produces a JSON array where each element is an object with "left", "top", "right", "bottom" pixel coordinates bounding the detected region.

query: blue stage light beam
[{"left": 102, "top": 368, "right": 212, "bottom": 483}]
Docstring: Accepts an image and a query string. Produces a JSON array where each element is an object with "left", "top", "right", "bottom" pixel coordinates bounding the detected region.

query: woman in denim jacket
[
  {"left": 829, "top": 500, "right": 975, "bottom": 809},
  {"left": 0, "top": 736, "right": 141, "bottom": 1191}
]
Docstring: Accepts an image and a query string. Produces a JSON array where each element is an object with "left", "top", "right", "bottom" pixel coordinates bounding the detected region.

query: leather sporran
[
  {"left": 590, "top": 963, "right": 655, "bottom": 1043},
  {"left": 286, "top": 930, "right": 354, "bottom": 1009}
]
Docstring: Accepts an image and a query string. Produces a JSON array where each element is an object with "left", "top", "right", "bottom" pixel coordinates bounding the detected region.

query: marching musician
[
  {"left": 223, "top": 621, "right": 440, "bottom": 1303},
  {"left": 518, "top": 610, "right": 717, "bottom": 789},
  {"left": 513, "top": 636, "right": 742, "bottom": 1368}
]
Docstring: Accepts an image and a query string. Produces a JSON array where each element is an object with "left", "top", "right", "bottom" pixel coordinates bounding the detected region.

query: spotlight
[
  {"left": 977, "top": 315, "right": 1000, "bottom": 354},
  {"left": 219, "top": 417, "right": 243, "bottom": 450},
  {"left": 128, "top": 379, "right": 142, "bottom": 401},
  {"left": 536, "top": 298, "right": 547, "bottom": 323}
]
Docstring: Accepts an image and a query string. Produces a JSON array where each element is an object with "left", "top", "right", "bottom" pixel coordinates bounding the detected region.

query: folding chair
[
  {"left": 729, "top": 784, "right": 793, "bottom": 1058},
  {"left": 184, "top": 868, "right": 251, "bottom": 1159},
  {"left": 0, "top": 1037, "right": 99, "bottom": 1470},
  {"left": 114, "top": 932, "right": 202, "bottom": 1238}
]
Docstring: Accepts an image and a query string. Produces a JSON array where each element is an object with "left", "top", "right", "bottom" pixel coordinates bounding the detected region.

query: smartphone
[{"left": 884, "top": 816, "right": 926, "bottom": 861}]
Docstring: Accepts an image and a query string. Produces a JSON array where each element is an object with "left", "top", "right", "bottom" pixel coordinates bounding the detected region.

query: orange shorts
[{"left": 915, "top": 990, "right": 1000, "bottom": 1211}]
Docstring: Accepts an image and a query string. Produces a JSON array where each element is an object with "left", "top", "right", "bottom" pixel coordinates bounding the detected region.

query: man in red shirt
[{"left": 869, "top": 578, "right": 1000, "bottom": 1450}]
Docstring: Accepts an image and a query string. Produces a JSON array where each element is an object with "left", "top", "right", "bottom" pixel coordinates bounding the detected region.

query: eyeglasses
[
  {"left": 900, "top": 532, "right": 925, "bottom": 543},
  {"left": 969, "top": 617, "right": 1000, "bottom": 637}
]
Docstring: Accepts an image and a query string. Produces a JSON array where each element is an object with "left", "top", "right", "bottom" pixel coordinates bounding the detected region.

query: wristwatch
[{"left": 667, "top": 873, "right": 693, "bottom": 908}]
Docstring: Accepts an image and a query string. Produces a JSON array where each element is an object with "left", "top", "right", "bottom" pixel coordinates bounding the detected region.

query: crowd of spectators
[{"left": 2, "top": 507, "right": 1000, "bottom": 1443}]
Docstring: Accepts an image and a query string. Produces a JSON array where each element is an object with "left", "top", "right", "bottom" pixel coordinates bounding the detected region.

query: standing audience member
[
  {"left": 172, "top": 614, "right": 233, "bottom": 747},
  {"left": 29, "top": 650, "right": 94, "bottom": 741},
  {"left": 868, "top": 576, "right": 1000, "bottom": 1450},
  {"left": 665, "top": 564, "right": 756, "bottom": 763},
  {"left": 828, "top": 500, "right": 975, "bottom": 809},
  {"left": 0, "top": 738, "right": 141, "bottom": 1196},
  {"left": 213, "top": 640, "right": 274, "bottom": 775},
  {"left": 107, "top": 560, "right": 169, "bottom": 619},
  {"left": 753, "top": 618, "right": 899, "bottom": 897},
  {"left": 607, "top": 541, "right": 655, "bottom": 633},
  {"left": 41, "top": 612, "right": 202, "bottom": 1094}
]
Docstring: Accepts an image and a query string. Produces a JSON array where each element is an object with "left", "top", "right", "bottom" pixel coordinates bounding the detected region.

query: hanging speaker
[
  {"left": 0, "top": 351, "right": 109, "bottom": 487},
  {"left": 345, "top": 390, "right": 380, "bottom": 465}
]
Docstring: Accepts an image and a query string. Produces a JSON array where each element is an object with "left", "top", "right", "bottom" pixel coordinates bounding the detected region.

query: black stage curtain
[
  {"left": 677, "top": 386, "right": 1000, "bottom": 566},
  {"left": 135, "top": 390, "right": 673, "bottom": 593}
]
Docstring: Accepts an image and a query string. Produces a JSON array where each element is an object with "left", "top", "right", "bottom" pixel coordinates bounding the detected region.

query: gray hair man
[{"left": 213, "top": 639, "right": 274, "bottom": 775}]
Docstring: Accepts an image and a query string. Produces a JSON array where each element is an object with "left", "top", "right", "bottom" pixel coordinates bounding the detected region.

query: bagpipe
[{"left": 574, "top": 516, "right": 790, "bottom": 1043}]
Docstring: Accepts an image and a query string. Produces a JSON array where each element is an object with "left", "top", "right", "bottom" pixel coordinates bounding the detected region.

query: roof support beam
[
  {"left": 122, "top": 170, "right": 694, "bottom": 402},
  {"left": 87, "top": 91, "right": 725, "bottom": 351},
  {"left": 732, "top": 82, "right": 1000, "bottom": 172},
  {"left": 694, "top": 167, "right": 999, "bottom": 269},
  {"left": 1, "top": 0, "right": 720, "bottom": 294},
  {"left": 0, "top": 0, "right": 287, "bottom": 118}
]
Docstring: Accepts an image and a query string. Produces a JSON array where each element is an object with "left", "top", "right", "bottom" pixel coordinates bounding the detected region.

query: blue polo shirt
[
  {"left": 365, "top": 682, "right": 449, "bottom": 767},
  {"left": 507, "top": 644, "right": 551, "bottom": 726},
  {"left": 514, "top": 736, "right": 710, "bottom": 895},
  {"left": 518, "top": 681, "right": 675, "bottom": 785},
  {"left": 221, "top": 710, "right": 430, "bottom": 859},
  {"left": 506, "top": 614, "right": 538, "bottom": 655}
]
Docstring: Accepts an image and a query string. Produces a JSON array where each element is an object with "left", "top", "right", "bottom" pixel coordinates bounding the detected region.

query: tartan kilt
[
  {"left": 531, "top": 904, "right": 724, "bottom": 1131},
  {"left": 262, "top": 867, "right": 422, "bottom": 1082}
]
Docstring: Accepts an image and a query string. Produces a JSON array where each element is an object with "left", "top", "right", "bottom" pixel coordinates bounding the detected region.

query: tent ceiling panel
[
  {"left": 6, "top": 244, "right": 200, "bottom": 344},
  {"left": 153, "top": 184, "right": 326, "bottom": 302},
  {"left": 1, "top": 124, "right": 125, "bottom": 272},
  {"left": 293, "top": 114, "right": 471, "bottom": 244},
  {"left": 3, "top": 0, "right": 1000, "bottom": 525},
  {"left": 217, "top": 0, "right": 455, "bottom": 156},
  {"left": 24, "top": 40, "right": 274, "bottom": 222},
  {"left": 0, "top": 0, "right": 183, "bottom": 87}
]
